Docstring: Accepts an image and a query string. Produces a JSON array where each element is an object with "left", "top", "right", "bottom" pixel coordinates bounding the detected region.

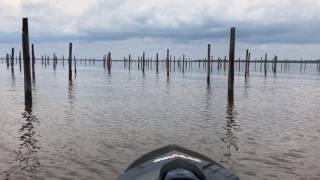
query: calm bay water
[{"left": 1, "top": 61, "right": 320, "bottom": 180}]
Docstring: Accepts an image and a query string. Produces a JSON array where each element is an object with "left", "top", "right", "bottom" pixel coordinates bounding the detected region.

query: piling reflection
[
  {"left": 17, "top": 105, "right": 40, "bottom": 174},
  {"left": 222, "top": 95, "right": 239, "bottom": 158},
  {"left": 68, "top": 81, "right": 75, "bottom": 105},
  {"left": 11, "top": 70, "right": 16, "bottom": 88}
]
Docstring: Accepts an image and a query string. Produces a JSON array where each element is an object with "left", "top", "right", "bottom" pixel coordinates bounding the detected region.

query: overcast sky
[{"left": 1, "top": 0, "right": 320, "bottom": 59}]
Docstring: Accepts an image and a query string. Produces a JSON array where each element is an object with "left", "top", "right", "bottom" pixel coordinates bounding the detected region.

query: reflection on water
[
  {"left": 222, "top": 95, "right": 239, "bottom": 158},
  {"left": 11, "top": 71, "right": 15, "bottom": 88},
  {"left": 16, "top": 106, "right": 40, "bottom": 176},
  {"left": 68, "top": 81, "right": 75, "bottom": 105}
]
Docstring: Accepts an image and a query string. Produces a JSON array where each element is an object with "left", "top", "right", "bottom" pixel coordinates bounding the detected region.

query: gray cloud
[{"left": 1, "top": 0, "right": 320, "bottom": 59}]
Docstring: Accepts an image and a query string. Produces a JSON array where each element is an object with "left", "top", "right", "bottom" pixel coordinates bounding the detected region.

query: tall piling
[
  {"left": 228, "top": 27, "right": 236, "bottom": 97},
  {"left": 31, "top": 44, "right": 35, "bottom": 78},
  {"left": 22, "top": 18, "right": 32, "bottom": 107},
  {"left": 264, "top": 53, "right": 267, "bottom": 76},
  {"left": 207, "top": 44, "right": 211, "bottom": 85},
  {"left": 166, "top": 49, "right": 170, "bottom": 77},
  {"left": 68, "top": 43, "right": 72, "bottom": 81},
  {"left": 156, "top": 53, "right": 159, "bottom": 73},
  {"left": 142, "top": 52, "right": 145, "bottom": 73},
  {"left": 74, "top": 56, "right": 77, "bottom": 75}
]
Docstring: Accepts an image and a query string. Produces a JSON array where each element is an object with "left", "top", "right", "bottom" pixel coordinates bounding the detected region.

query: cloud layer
[
  {"left": 1, "top": 0, "right": 320, "bottom": 59},
  {"left": 1, "top": 0, "right": 320, "bottom": 43}
]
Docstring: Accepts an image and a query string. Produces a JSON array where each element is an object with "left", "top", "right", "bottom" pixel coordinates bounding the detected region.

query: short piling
[
  {"left": 245, "top": 49, "right": 249, "bottom": 78},
  {"left": 128, "top": 54, "right": 131, "bottom": 71},
  {"left": 107, "top": 52, "right": 111, "bottom": 72},
  {"left": 11, "top": 48, "right": 14, "bottom": 73}
]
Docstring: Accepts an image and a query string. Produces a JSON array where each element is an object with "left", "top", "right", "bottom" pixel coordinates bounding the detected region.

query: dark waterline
[{"left": 1, "top": 61, "right": 320, "bottom": 179}]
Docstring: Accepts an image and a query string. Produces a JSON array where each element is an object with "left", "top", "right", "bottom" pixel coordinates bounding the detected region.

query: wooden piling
[
  {"left": 273, "top": 55, "right": 277, "bottom": 73},
  {"left": 224, "top": 56, "right": 227, "bottom": 71},
  {"left": 6, "top": 53, "right": 9, "bottom": 68},
  {"left": 228, "top": 27, "right": 236, "bottom": 97},
  {"left": 11, "top": 48, "right": 14, "bottom": 73},
  {"left": 245, "top": 49, "right": 249, "bottom": 78},
  {"left": 264, "top": 53, "right": 267, "bottom": 76},
  {"left": 166, "top": 49, "right": 170, "bottom": 77},
  {"left": 142, "top": 52, "right": 145, "bottom": 73},
  {"left": 182, "top": 54, "right": 185, "bottom": 73},
  {"left": 19, "top": 51, "right": 22, "bottom": 71},
  {"left": 107, "top": 52, "right": 111, "bottom": 72},
  {"left": 156, "top": 53, "right": 159, "bottom": 73},
  {"left": 68, "top": 42, "right": 72, "bottom": 81},
  {"left": 74, "top": 56, "right": 77, "bottom": 75},
  {"left": 129, "top": 54, "right": 131, "bottom": 70},
  {"left": 31, "top": 44, "right": 35, "bottom": 78},
  {"left": 207, "top": 44, "right": 211, "bottom": 85},
  {"left": 22, "top": 18, "right": 32, "bottom": 106},
  {"left": 248, "top": 53, "right": 251, "bottom": 76}
]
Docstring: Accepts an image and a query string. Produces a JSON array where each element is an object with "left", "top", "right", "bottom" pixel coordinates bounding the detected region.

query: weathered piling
[
  {"left": 22, "top": 18, "right": 32, "bottom": 107},
  {"left": 228, "top": 27, "right": 236, "bottom": 97},
  {"left": 19, "top": 51, "right": 22, "bottom": 71},
  {"left": 207, "top": 44, "right": 211, "bottom": 85},
  {"left": 173, "top": 56, "right": 176, "bottom": 71},
  {"left": 245, "top": 49, "right": 249, "bottom": 78},
  {"left": 6, "top": 53, "right": 9, "bottom": 68},
  {"left": 142, "top": 52, "right": 145, "bottom": 73},
  {"left": 128, "top": 54, "right": 131, "bottom": 70},
  {"left": 182, "top": 54, "right": 185, "bottom": 73},
  {"left": 273, "top": 55, "right": 277, "bottom": 73},
  {"left": 169, "top": 55, "right": 172, "bottom": 71},
  {"left": 103, "top": 54, "right": 106, "bottom": 68},
  {"left": 156, "top": 52, "right": 159, "bottom": 73},
  {"left": 224, "top": 56, "right": 227, "bottom": 71},
  {"left": 74, "top": 56, "right": 77, "bottom": 75},
  {"left": 31, "top": 44, "right": 35, "bottom": 78},
  {"left": 248, "top": 53, "right": 251, "bottom": 76},
  {"left": 166, "top": 49, "right": 170, "bottom": 77},
  {"left": 107, "top": 52, "right": 111, "bottom": 72},
  {"left": 11, "top": 48, "right": 14, "bottom": 73},
  {"left": 68, "top": 43, "right": 72, "bottom": 81},
  {"left": 264, "top": 53, "right": 267, "bottom": 76},
  {"left": 53, "top": 53, "right": 56, "bottom": 70}
]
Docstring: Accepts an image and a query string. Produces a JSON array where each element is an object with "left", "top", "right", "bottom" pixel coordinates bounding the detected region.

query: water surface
[{"left": 1, "top": 61, "right": 320, "bottom": 179}]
